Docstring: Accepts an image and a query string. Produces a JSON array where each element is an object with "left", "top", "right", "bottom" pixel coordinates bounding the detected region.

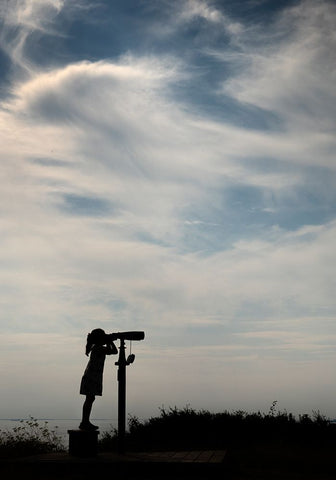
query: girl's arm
[{"left": 105, "top": 341, "right": 118, "bottom": 355}]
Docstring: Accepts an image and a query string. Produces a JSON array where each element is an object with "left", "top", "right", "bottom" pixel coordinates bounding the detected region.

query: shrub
[
  {"left": 99, "top": 425, "right": 119, "bottom": 452},
  {"left": 0, "top": 416, "right": 65, "bottom": 458},
  {"left": 98, "top": 404, "right": 335, "bottom": 452}
]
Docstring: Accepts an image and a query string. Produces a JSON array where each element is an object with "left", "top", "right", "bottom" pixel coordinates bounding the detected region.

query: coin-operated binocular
[
  {"left": 106, "top": 331, "right": 145, "bottom": 341},
  {"left": 110, "top": 331, "right": 145, "bottom": 453},
  {"left": 106, "top": 331, "right": 144, "bottom": 364}
]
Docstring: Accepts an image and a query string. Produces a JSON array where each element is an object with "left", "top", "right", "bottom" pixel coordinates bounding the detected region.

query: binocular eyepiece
[{"left": 106, "top": 331, "right": 145, "bottom": 342}]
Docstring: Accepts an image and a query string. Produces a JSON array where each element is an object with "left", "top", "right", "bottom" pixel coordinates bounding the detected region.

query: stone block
[{"left": 68, "top": 429, "right": 99, "bottom": 457}]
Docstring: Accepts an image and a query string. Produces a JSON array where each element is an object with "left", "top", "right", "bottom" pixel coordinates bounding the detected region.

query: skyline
[{"left": 1, "top": 0, "right": 336, "bottom": 421}]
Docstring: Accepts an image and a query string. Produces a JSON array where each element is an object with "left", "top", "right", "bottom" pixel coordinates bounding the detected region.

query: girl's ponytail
[{"left": 85, "top": 332, "right": 94, "bottom": 356}]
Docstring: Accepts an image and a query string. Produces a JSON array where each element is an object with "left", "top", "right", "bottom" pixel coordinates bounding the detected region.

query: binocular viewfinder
[{"left": 106, "top": 331, "right": 145, "bottom": 342}]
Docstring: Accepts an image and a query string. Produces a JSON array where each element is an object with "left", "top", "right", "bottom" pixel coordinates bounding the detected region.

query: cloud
[
  {"left": 222, "top": 0, "right": 336, "bottom": 135},
  {"left": 179, "top": 0, "right": 243, "bottom": 34},
  {"left": 143, "top": 0, "right": 243, "bottom": 45},
  {"left": 0, "top": 0, "right": 66, "bottom": 75},
  {"left": 0, "top": 39, "right": 335, "bottom": 336}
]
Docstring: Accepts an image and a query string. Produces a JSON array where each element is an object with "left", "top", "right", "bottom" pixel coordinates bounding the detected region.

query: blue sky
[{"left": 1, "top": 0, "right": 336, "bottom": 421}]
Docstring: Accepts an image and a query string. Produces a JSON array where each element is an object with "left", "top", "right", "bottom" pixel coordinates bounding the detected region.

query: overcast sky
[{"left": 1, "top": 0, "right": 336, "bottom": 422}]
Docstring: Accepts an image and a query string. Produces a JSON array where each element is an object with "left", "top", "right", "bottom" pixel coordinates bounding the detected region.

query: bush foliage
[
  {"left": 0, "top": 416, "right": 64, "bottom": 458},
  {"left": 99, "top": 403, "right": 335, "bottom": 452}
]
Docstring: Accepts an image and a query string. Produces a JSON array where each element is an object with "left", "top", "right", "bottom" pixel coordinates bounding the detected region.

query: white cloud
[
  {"left": 0, "top": 0, "right": 64, "bottom": 36},
  {"left": 0, "top": 0, "right": 66, "bottom": 75},
  {"left": 222, "top": 0, "right": 336, "bottom": 135},
  {"left": 180, "top": 0, "right": 243, "bottom": 34},
  {"left": 147, "top": 0, "right": 243, "bottom": 42},
  {"left": 0, "top": 48, "right": 335, "bottom": 336}
]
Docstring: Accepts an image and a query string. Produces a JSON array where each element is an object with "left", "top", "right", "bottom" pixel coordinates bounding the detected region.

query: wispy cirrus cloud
[
  {"left": 0, "top": 0, "right": 65, "bottom": 75},
  {"left": 221, "top": 0, "right": 336, "bottom": 134},
  {"left": 178, "top": 0, "right": 243, "bottom": 34}
]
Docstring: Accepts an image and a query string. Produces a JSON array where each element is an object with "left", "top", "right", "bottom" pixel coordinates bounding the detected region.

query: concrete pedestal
[{"left": 68, "top": 429, "right": 99, "bottom": 457}]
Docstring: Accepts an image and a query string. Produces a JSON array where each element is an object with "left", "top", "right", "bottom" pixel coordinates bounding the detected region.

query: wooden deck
[
  {"left": 120, "top": 449, "right": 226, "bottom": 463},
  {"left": 2, "top": 450, "right": 227, "bottom": 479},
  {"left": 9, "top": 449, "right": 227, "bottom": 465}
]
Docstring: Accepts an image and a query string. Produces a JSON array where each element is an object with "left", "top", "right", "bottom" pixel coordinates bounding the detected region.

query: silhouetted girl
[{"left": 79, "top": 328, "right": 118, "bottom": 430}]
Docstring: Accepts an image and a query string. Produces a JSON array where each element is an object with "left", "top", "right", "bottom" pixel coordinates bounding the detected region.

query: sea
[{"left": 0, "top": 418, "right": 117, "bottom": 447}]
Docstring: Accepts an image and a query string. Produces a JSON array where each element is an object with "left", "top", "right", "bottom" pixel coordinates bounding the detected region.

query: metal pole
[{"left": 116, "top": 338, "right": 127, "bottom": 453}]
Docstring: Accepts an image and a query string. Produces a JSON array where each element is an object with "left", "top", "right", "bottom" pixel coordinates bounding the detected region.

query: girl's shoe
[{"left": 79, "top": 422, "right": 99, "bottom": 430}]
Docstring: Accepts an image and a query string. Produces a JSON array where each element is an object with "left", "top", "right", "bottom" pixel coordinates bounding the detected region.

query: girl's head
[{"left": 85, "top": 328, "right": 106, "bottom": 356}]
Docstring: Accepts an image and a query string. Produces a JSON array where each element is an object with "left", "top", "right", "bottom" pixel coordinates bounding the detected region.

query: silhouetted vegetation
[
  {"left": 0, "top": 416, "right": 65, "bottom": 458},
  {"left": 99, "top": 402, "right": 335, "bottom": 452}
]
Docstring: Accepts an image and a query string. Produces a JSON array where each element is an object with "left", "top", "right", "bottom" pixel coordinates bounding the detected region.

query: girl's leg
[{"left": 80, "top": 395, "right": 96, "bottom": 428}]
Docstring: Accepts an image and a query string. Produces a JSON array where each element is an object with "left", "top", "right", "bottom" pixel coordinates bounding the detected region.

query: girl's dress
[{"left": 80, "top": 345, "right": 107, "bottom": 396}]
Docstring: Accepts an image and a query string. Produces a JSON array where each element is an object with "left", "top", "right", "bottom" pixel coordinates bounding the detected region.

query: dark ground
[{"left": 1, "top": 444, "right": 336, "bottom": 480}]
